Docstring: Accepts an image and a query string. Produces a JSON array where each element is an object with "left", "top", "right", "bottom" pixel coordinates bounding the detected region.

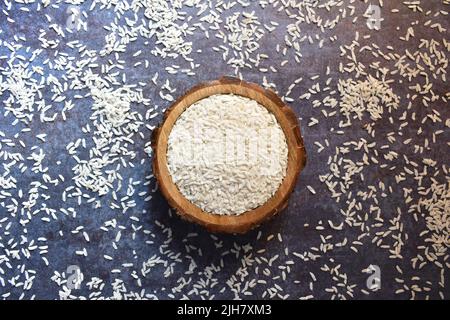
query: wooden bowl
[{"left": 151, "top": 76, "right": 307, "bottom": 234}]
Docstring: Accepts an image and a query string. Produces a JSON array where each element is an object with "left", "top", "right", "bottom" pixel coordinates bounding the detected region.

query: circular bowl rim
[{"left": 151, "top": 76, "right": 307, "bottom": 234}]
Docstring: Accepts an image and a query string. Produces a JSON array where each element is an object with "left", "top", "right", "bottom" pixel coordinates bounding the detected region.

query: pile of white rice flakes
[{"left": 0, "top": 0, "right": 448, "bottom": 299}]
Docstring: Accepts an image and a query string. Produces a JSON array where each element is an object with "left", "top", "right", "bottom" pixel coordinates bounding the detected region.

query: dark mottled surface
[{"left": 0, "top": 1, "right": 448, "bottom": 300}]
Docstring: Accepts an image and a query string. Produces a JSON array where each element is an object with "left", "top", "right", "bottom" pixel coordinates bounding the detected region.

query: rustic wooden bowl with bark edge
[{"left": 151, "top": 76, "right": 307, "bottom": 234}]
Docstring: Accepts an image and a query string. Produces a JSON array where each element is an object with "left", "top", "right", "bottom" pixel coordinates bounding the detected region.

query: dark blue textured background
[{"left": 0, "top": 1, "right": 448, "bottom": 300}]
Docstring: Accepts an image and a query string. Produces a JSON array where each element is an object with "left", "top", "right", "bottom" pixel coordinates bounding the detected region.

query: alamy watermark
[
  {"left": 66, "top": 265, "right": 84, "bottom": 290},
  {"left": 364, "top": 264, "right": 381, "bottom": 291},
  {"left": 169, "top": 123, "right": 286, "bottom": 176},
  {"left": 66, "top": 5, "right": 86, "bottom": 32},
  {"left": 364, "top": 4, "right": 383, "bottom": 30}
]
